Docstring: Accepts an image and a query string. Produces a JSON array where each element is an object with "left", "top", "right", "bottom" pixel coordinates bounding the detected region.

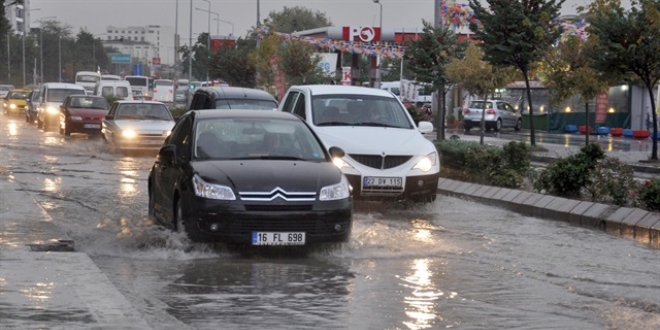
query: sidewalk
[{"left": 0, "top": 172, "right": 154, "bottom": 330}]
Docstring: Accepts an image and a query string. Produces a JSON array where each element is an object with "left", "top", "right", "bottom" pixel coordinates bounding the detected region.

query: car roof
[
  {"left": 114, "top": 100, "right": 167, "bottom": 105},
  {"left": 195, "top": 86, "right": 276, "bottom": 101},
  {"left": 288, "top": 84, "right": 396, "bottom": 97},
  {"left": 192, "top": 109, "right": 300, "bottom": 121},
  {"left": 42, "top": 82, "right": 85, "bottom": 90},
  {"left": 69, "top": 94, "right": 105, "bottom": 99}
]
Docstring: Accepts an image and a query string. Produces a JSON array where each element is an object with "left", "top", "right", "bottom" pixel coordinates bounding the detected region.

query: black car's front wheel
[{"left": 174, "top": 198, "right": 204, "bottom": 242}]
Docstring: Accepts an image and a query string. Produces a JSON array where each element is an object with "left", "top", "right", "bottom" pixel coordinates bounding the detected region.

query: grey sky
[{"left": 30, "top": 0, "right": 630, "bottom": 43}]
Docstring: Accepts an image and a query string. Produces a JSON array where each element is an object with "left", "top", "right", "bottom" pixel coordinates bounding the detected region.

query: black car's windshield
[
  {"left": 116, "top": 103, "right": 173, "bottom": 120},
  {"left": 215, "top": 99, "right": 277, "bottom": 110},
  {"left": 193, "top": 117, "right": 326, "bottom": 161},
  {"left": 311, "top": 94, "right": 413, "bottom": 129}
]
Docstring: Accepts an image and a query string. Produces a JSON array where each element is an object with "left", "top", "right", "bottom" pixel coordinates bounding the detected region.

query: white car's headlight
[
  {"left": 413, "top": 152, "right": 437, "bottom": 172},
  {"left": 122, "top": 130, "right": 137, "bottom": 138},
  {"left": 9, "top": 104, "right": 16, "bottom": 109},
  {"left": 319, "top": 175, "right": 350, "bottom": 201},
  {"left": 46, "top": 106, "right": 58, "bottom": 114},
  {"left": 332, "top": 157, "right": 353, "bottom": 169},
  {"left": 70, "top": 116, "right": 83, "bottom": 121},
  {"left": 192, "top": 174, "right": 236, "bottom": 200}
]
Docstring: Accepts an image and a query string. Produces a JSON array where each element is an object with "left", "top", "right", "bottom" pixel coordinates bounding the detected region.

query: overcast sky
[{"left": 30, "top": 0, "right": 631, "bottom": 42}]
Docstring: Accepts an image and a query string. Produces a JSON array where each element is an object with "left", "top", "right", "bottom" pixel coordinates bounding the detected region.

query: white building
[
  {"left": 102, "top": 25, "right": 176, "bottom": 66},
  {"left": 5, "top": 0, "right": 32, "bottom": 35}
]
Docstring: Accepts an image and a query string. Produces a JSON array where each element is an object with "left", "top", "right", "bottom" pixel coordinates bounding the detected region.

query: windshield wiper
[{"left": 234, "top": 155, "right": 306, "bottom": 161}]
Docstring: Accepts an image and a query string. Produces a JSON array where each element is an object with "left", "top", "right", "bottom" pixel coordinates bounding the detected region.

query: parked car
[
  {"left": 58, "top": 95, "right": 110, "bottom": 136},
  {"left": 25, "top": 89, "right": 40, "bottom": 124},
  {"left": 101, "top": 101, "right": 175, "bottom": 151},
  {"left": 148, "top": 109, "right": 352, "bottom": 244},
  {"left": 36, "top": 83, "right": 87, "bottom": 130},
  {"left": 462, "top": 99, "right": 522, "bottom": 132},
  {"left": 189, "top": 86, "right": 278, "bottom": 111},
  {"left": 279, "top": 85, "right": 440, "bottom": 203},
  {"left": 2, "top": 89, "right": 30, "bottom": 115},
  {"left": 0, "top": 84, "right": 14, "bottom": 98}
]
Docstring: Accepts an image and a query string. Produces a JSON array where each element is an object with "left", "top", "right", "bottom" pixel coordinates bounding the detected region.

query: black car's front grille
[
  {"left": 349, "top": 154, "right": 412, "bottom": 169},
  {"left": 244, "top": 204, "right": 313, "bottom": 212}
]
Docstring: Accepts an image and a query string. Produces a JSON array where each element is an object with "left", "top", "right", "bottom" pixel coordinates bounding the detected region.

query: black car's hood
[{"left": 191, "top": 160, "right": 342, "bottom": 193}]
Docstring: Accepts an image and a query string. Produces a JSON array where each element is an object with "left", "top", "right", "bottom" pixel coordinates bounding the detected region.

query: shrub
[
  {"left": 584, "top": 157, "right": 638, "bottom": 207},
  {"left": 464, "top": 145, "right": 503, "bottom": 183},
  {"left": 638, "top": 177, "right": 660, "bottom": 211},
  {"left": 406, "top": 105, "right": 426, "bottom": 124},
  {"left": 534, "top": 143, "right": 605, "bottom": 198},
  {"left": 502, "top": 141, "right": 531, "bottom": 171},
  {"left": 435, "top": 139, "right": 480, "bottom": 169},
  {"left": 170, "top": 106, "right": 189, "bottom": 117}
]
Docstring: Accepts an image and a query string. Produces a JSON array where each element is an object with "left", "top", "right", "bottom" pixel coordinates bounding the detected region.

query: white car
[
  {"left": 279, "top": 85, "right": 440, "bottom": 203},
  {"left": 101, "top": 101, "right": 175, "bottom": 151},
  {"left": 462, "top": 99, "right": 522, "bottom": 132}
]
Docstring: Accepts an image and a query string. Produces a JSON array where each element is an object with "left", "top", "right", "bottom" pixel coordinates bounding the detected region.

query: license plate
[
  {"left": 140, "top": 140, "right": 163, "bottom": 145},
  {"left": 363, "top": 176, "right": 403, "bottom": 187},
  {"left": 252, "top": 232, "right": 306, "bottom": 246},
  {"left": 83, "top": 124, "right": 100, "bottom": 129}
]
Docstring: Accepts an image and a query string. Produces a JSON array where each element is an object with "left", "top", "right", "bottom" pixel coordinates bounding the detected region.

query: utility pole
[
  {"left": 175, "top": 0, "right": 178, "bottom": 72},
  {"left": 188, "top": 0, "right": 193, "bottom": 82}
]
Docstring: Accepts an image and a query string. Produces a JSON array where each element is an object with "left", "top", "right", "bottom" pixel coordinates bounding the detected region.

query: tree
[
  {"left": 277, "top": 40, "right": 326, "bottom": 86},
  {"left": 468, "top": 0, "right": 565, "bottom": 146},
  {"left": 541, "top": 35, "right": 611, "bottom": 145},
  {"left": 210, "top": 38, "right": 257, "bottom": 87},
  {"left": 249, "top": 33, "right": 280, "bottom": 91},
  {"left": 404, "top": 20, "right": 467, "bottom": 141},
  {"left": 446, "top": 44, "right": 518, "bottom": 145},
  {"left": 264, "top": 6, "right": 332, "bottom": 34},
  {"left": 583, "top": 0, "right": 660, "bottom": 160}
]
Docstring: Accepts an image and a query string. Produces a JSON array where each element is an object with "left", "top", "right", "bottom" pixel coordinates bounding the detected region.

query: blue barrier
[
  {"left": 565, "top": 124, "right": 578, "bottom": 133},
  {"left": 653, "top": 132, "right": 660, "bottom": 140},
  {"left": 623, "top": 129, "right": 634, "bottom": 138},
  {"left": 596, "top": 127, "right": 610, "bottom": 135}
]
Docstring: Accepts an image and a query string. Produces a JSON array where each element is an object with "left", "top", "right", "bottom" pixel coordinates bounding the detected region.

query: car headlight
[
  {"left": 332, "top": 157, "right": 353, "bottom": 169},
  {"left": 46, "top": 106, "right": 59, "bottom": 114},
  {"left": 163, "top": 130, "right": 171, "bottom": 137},
  {"left": 122, "top": 130, "right": 137, "bottom": 138},
  {"left": 320, "top": 175, "right": 350, "bottom": 201},
  {"left": 9, "top": 104, "right": 16, "bottom": 109},
  {"left": 70, "top": 116, "right": 83, "bottom": 121},
  {"left": 413, "top": 152, "right": 437, "bottom": 172},
  {"left": 192, "top": 174, "right": 236, "bottom": 200}
]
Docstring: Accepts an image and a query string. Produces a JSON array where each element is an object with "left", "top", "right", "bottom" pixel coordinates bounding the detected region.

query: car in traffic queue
[
  {"left": 279, "top": 85, "right": 440, "bottom": 204},
  {"left": 148, "top": 110, "right": 352, "bottom": 245},
  {"left": 0, "top": 84, "right": 15, "bottom": 99},
  {"left": 36, "top": 83, "right": 87, "bottom": 129},
  {"left": 2, "top": 89, "right": 30, "bottom": 115},
  {"left": 25, "top": 89, "right": 40, "bottom": 124},
  {"left": 58, "top": 95, "right": 110, "bottom": 136},
  {"left": 101, "top": 100, "right": 175, "bottom": 151},
  {"left": 189, "top": 86, "right": 278, "bottom": 111},
  {"left": 462, "top": 99, "right": 522, "bottom": 132}
]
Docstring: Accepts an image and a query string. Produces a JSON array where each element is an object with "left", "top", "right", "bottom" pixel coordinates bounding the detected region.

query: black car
[
  {"left": 25, "top": 89, "right": 40, "bottom": 124},
  {"left": 148, "top": 110, "right": 352, "bottom": 245},
  {"left": 189, "top": 86, "right": 278, "bottom": 111}
]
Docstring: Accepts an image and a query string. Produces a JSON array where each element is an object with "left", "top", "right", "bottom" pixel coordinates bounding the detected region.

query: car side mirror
[
  {"left": 417, "top": 121, "right": 434, "bottom": 134},
  {"left": 328, "top": 146, "right": 345, "bottom": 159},
  {"left": 158, "top": 144, "right": 177, "bottom": 165}
]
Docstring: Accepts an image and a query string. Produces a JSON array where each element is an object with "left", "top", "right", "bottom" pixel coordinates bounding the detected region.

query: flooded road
[{"left": 2, "top": 115, "right": 659, "bottom": 330}]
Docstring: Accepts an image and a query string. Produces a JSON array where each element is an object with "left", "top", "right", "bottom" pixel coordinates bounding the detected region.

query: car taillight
[
  {"left": 154, "top": 89, "right": 158, "bottom": 93},
  {"left": 463, "top": 108, "right": 470, "bottom": 114},
  {"left": 486, "top": 109, "right": 496, "bottom": 115}
]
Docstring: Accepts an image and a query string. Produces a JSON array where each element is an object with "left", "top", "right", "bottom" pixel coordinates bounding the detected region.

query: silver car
[
  {"left": 463, "top": 100, "right": 522, "bottom": 132},
  {"left": 101, "top": 101, "right": 175, "bottom": 150}
]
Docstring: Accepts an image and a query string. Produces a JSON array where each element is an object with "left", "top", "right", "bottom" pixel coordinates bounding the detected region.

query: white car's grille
[{"left": 349, "top": 154, "right": 412, "bottom": 169}]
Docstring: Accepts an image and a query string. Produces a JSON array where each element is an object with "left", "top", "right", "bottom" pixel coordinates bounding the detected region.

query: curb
[{"left": 437, "top": 178, "right": 660, "bottom": 246}]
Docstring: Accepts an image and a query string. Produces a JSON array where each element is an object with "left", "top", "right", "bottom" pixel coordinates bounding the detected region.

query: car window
[
  {"left": 46, "top": 89, "right": 86, "bottom": 102},
  {"left": 169, "top": 115, "right": 192, "bottom": 161},
  {"left": 9, "top": 91, "right": 29, "bottom": 99},
  {"left": 193, "top": 117, "right": 326, "bottom": 161},
  {"left": 468, "top": 101, "right": 493, "bottom": 109},
  {"left": 116, "top": 103, "right": 172, "bottom": 120},
  {"left": 70, "top": 97, "right": 109, "bottom": 109},
  {"left": 214, "top": 99, "right": 277, "bottom": 110},
  {"left": 311, "top": 94, "right": 413, "bottom": 129},
  {"left": 281, "top": 91, "right": 299, "bottom": 113},
  {"left": 292, "top": 93, "right": 306, "bottom": 119}
]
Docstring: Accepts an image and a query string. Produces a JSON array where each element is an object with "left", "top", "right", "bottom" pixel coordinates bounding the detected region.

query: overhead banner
[{"left": 315, "top": 53, "right": 338, "bottom": 77}]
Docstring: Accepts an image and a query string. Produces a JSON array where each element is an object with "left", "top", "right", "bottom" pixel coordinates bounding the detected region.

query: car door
[
  {"left": 292, "top": 92, "right": 307, "bottom": 121},
  {"left": 505, "top": 102, "right": 519, "bottom": 127},
  {"left": 156, "top": 115, "right": 193, "bottom": 224},
  {"left": 280, "top": 90, "right": 300, "bottom": 114},
  {"left": 497, "top": 102, "right": 511, "bottom": 127},
  {"left": 102, "top": 103, "right": 118, "bottom": 141}
]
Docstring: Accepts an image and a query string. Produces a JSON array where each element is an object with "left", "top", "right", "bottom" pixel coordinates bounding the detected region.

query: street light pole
[
  {"left": 38, "top": 16, "right": 56, "bottom": 84},
  {"left": 372, "top": 0, "right": 383, "bottom": 89},
  {"left": 188, "top": 0, "right": 193, "bottom": 82},
  {"left": 202, "top": 0, "right": 211, "bottom": 83},
  {"left": 175, "top": 0, "right": 178, "bottom": 71},
  {"left": 215, "top": 18, "right": 234, "bottom": 37},
  {"left": 58, "top": 35, "right": 61, "bottom": 82}
]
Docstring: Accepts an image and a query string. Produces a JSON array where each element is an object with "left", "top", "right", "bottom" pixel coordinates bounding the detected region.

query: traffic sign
[
  {"left": 110, "top": 54, "right": 131, "bottom": 64},
  {"left": 152, "top": 57, "right": 161, "bottom": 65}
]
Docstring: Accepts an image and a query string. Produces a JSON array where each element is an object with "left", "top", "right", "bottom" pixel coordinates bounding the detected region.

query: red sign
[
  {"left": 152, "top": 57, "right": 161, "bottom": 65},
  {"left": 211, "top": 38, "right": 236, "bottom": 51},
  {"left": 342, "top": 26, "right": 381, "bottom": 42},
  {"left": 594, "top": 91, "right": 609, "bottom": 124}
]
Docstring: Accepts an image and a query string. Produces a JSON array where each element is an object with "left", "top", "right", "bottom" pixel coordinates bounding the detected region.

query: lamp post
[
  {"left": 37, "top": 16, "right": 56, "bottom": 84},
  {"left": 174, "top": 0, "right": 178, "bottom": 70},
  {"left": 58, "top": 34, "right": 61, "bottom": 82},
  {"left": 188, "top": 0, "right": 193, "bottom": 81},
  {"left": 22, "top": 8, "right": 41, "bottom": 87},
  {"left": 201, "top": 0, "right": 211, "bottom": 83},
  {"left": 215, "top": 18, "right": 234, "bottom": 37},
  {"left": 372, "top": 0, "right": 383, "bottom": 89}
]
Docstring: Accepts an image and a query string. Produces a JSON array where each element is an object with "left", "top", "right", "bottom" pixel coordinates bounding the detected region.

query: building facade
[{"left": 103, "top": 25, "right": 175, "bottom": 66}]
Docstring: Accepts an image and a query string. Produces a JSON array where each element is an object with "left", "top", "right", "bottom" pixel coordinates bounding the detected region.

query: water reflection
[
  {"left": 43, "top": 177, "right": 61, "bottom": 193},
  {"left": 119, "top": 177, "right": 137, "bottom": 199},
  {"left": 7, "top": 122, "right": 17, "bottom": 137},
  {"left": 21, "top": 282, "right": 54, "bottom": 307},
  {"left": 398, "top": 258, "right": 446, "bottom": 330}
]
